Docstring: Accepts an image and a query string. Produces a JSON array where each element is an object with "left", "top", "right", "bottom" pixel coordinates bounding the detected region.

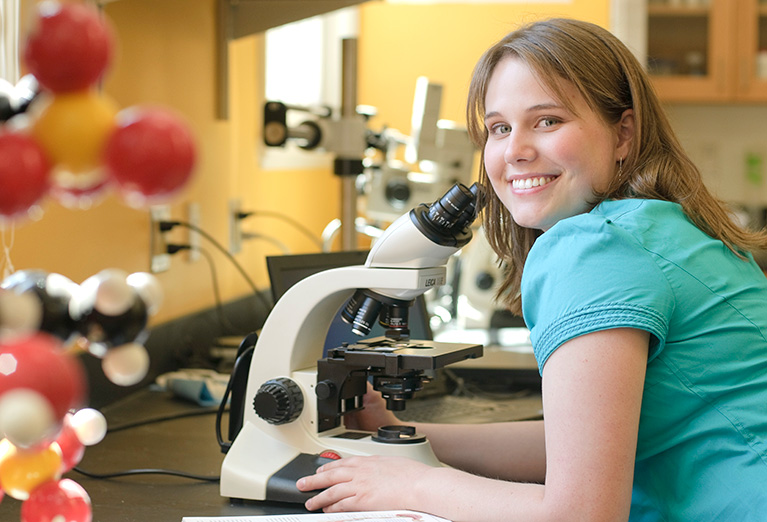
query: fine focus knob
[
  {"left": 315, "top": 380, "right": 336, "bottom": 400},
  {"left": 253, "top": 377, "right": 303, "bottom": 425},
  {"left": 475, "top": 271, "right": 495, "bottom": 291}
]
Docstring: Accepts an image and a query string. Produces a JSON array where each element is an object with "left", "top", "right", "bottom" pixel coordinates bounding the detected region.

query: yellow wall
[
  {"left": 357, "top": 1, "right": 609, "bottom": 136},
  {"left": 6, "top": 0, "right": 607, "bottom": 327}
]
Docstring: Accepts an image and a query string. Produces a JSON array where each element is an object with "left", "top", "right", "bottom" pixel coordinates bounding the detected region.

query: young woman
[{"left": 297, "top": 18, "right": 767, "bottom": 521}]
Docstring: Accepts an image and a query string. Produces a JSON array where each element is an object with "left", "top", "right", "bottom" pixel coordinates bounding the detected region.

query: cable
[
  {"left": 72, "top": 407, "right": 225, "bottom": 482},
  {"left": 166, "top": 242, "right": 238, "bottom": 333},
  {"left": 216, "top": 333, "right": 258, "bottom": 454},
  {"left": 159, "top": 220, "right": 272, "bottom": 312},
  {"left": 73, "top": 466, "right": 220, "bottom": 482},
  {"left": 160, "top": 220, "right": 258, "bottom": 294},
  {"left": 166, "top": 243, "right": 191, "bottom": 255},
  {"left": 215, "top": 362, "right": 236, "bottom": 454},
  {"left": 238, "top": 210, "right": 323, "bottom": 250},
  {"left": 197, "top": 246, "right": 240, "bottom": 334},
  {"left": 240, "top": 232, "right": 291, "bottom": 253},
  {"left": 164, "top": 243, "right": 261, "bottom": 335},
  {"left": 106, "top": 407, "right": 222, "bottom": 433},
  {"left": 72, "top": 229, "right": 267, "bottom": 484}
]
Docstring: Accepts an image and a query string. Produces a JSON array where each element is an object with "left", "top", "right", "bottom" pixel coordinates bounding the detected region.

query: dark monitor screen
[{"left": 266, "top": 251, "right": 434, "bottom": 352}]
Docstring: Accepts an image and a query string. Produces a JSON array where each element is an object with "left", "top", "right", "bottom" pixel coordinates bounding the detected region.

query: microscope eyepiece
[
  {"left": 425, "top": 183, "right": 474, "bottom": 228},
  {"left": 409, "top": 182, "right": 485, "bottom": 248}
]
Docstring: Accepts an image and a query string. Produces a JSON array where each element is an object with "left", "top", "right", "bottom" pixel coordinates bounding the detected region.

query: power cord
[
  {"left": 166, "top": 243, "right": 191, "bottom": 255},
  {"left": 163, "top": 243, "right": 242, "bottom": 335},
  {"left": 74, "top": 466, "right": 220, "bottom": 482},
  {"left": 159, "top": 220, "right": 272, "bottom": 313},
  {"left": 215, "top": 332, "right": 258, "bottom": 454},
  {"left": 197, "top": 245, "right": 241, "bottom": 334},
  {"left": 236, "top": 209, "right": 323, "bottom": 250},
  {"left": 71, "top": 231, "right": 265, "bottom": 483},
  {"left": 72, "top": 407, "right": 224, "bottom": 482},
  {"left": 106, "top": 407, "right": 221, "bottom": 433},
  {"left": 240, "top": 232, "right": 291, "bottom": 254}
]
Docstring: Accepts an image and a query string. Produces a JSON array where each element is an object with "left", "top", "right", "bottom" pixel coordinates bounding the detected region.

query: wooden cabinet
[
  {"left": 736, "top": 0, "right": 767, "bottom": 100},
  {"left": 646, "top": 0, "right": 767, "bottom": 103}
]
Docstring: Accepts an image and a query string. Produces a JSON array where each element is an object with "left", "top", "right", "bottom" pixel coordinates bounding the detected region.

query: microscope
[
  {"left": 220, "top": 182, "right": 484, "bottom": 504},
  {"left": 262, "top": 74, "right": 476, "bottom": 252},
  {"left": 364, "top": 77, "right": 476, "bottom": 223}
]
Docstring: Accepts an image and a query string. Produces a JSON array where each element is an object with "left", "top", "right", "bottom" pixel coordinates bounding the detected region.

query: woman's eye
[
  {"left": 537, "top": 117, "right": 560, "bottom": 128},
  {"left": 491, "top": 123, "right": 511, "bottom": 135}
]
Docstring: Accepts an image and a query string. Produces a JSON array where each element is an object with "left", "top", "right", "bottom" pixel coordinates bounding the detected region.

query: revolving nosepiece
[{"left": 341, "top": 289, "right": 411, "bottom": 337}]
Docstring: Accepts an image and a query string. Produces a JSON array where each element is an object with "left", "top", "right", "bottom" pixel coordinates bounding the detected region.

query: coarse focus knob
[{"left": 253, "top": 377, "right": 303, "bottom": 425}]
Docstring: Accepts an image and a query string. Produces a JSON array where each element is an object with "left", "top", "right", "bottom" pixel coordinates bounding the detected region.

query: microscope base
[
  {"left": 220, "top": 420, "right": 442, "bottom": 503},
  {"left": 265, "top": 453, "right": 338, "bottom": 504}
]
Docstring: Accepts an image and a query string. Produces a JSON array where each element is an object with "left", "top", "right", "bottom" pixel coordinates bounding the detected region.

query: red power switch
[{"left": 319, "top": 450, "right": 342, "bottom": 460}]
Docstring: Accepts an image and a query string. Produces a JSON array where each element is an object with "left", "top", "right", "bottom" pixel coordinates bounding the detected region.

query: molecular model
[
  {"left": 0, "top": 1, "right": 199, "bottom": 520},
  {"left": 0, "top": 0, "right": 197, "bottom": 213},
  {"left": 0, "top": 267, "right": 163, "bottom": 522}
]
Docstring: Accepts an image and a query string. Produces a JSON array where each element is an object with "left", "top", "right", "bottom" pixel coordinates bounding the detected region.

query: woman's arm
[
  {"left": 538, "top": 327, "right": 648, "bottom": 521},
  {"left": 410, "top": 419, "right": 547, "bottom": 483},
  {"left": 299, "top": 328, "right": 649, "bottom": 522},
  {"left": 344, "top": 380, "right": 547, "bottom": 482}
]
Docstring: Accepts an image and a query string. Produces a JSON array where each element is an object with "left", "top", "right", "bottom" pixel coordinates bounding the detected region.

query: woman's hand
[
  {"left": 343, "top": 383, "right": 401, "bottom": 432},
  {"left": 297, "top": 455, "right": 435, "bottom": 513}
]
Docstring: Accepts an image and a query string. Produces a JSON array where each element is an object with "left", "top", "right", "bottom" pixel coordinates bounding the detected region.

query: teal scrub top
[{"left": 521, "top": 199, "right": 767, "bottom": 521}]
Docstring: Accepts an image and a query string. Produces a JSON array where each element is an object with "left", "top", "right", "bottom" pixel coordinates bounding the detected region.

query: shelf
[
  {"left": 219, "top": 0, "right": 369, "bottom": 39},
  {"left": 648, "top": 5, "right": 711, "bottom": 17},
  {"left": 216, "top": 0, "right": 372, "bottom": 119}
]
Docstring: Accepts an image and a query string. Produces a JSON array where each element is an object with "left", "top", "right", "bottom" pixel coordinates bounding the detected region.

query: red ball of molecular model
[
  {"left": 0, "top": 0, "right": 197, "bottom": 215},
  {"left": 0, "top": 268, "right": 163, "bottom": 522}
]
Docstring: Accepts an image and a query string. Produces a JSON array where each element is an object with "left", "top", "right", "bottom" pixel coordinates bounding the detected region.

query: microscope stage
[{"left": 329, "top": 336, "right": 483, "bottom": 372}]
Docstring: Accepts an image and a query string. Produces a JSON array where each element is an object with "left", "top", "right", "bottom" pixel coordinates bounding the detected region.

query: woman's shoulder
[
  {"left": 593, "top": 198, "right": 686, "bottom": 224},
  {"left": 526, "top": 198, "right": 695, "bottom": 288},
  {"left": 522, "top": 199, "right": 677, "bottom": 369},
  {"left": 559, "top": 199, "right": 685, "bottom": 230},
  {"left": 541, "top": 198, "right": 692, "bottom": 251}
]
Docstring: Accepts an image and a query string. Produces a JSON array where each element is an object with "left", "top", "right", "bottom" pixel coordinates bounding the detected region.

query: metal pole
[{"left": 339, "top": 38, "right": 359, "bottom": 251}]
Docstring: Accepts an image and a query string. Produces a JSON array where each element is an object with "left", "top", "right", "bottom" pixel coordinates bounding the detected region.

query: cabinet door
[
  {"left": 735, "top": 0, "right": 767, "bottom": 100},
  {"left": 648, "top": 0, "right": 734, "bottom": 102}
]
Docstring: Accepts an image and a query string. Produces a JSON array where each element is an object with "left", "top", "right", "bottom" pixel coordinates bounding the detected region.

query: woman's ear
[{"left": 616, "top": 108, "right": 635, "bottom": 160}]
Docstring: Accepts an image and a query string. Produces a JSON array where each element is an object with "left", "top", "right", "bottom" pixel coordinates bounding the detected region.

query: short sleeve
[{"left": 522, "top": 213, "right": 674, "bottom": 373}]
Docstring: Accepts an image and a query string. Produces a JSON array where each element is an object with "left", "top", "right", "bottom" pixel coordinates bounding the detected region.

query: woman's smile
[{"left": 511, "top": 175, "right": 557, "bottom": 191}]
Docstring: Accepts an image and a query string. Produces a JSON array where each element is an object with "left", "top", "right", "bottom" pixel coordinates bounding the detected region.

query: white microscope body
[{"left": 220, "top": 183, "right": 484, "bottom": 504}]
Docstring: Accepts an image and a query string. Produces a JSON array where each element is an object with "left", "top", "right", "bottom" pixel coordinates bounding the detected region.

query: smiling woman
[{"left": 296, "top": 18, "right": 767, "bottom": 522}]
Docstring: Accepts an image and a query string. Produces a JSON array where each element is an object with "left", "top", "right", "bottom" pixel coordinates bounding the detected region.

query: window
[
  {"left": 0, "top": 0, "right": 20, "bottom": 83},
  {"left": 261, "top": 7, "right": 359, "bottom": 170}
]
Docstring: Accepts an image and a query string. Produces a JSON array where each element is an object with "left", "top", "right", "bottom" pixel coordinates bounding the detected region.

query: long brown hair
[{"left": 466, "top": 18, "right": 767, "bottom": 315}]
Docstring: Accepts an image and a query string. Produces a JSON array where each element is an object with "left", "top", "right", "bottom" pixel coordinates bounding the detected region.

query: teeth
[{"left": 512, "top": 176, "right": 554, "bottom": 189}]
